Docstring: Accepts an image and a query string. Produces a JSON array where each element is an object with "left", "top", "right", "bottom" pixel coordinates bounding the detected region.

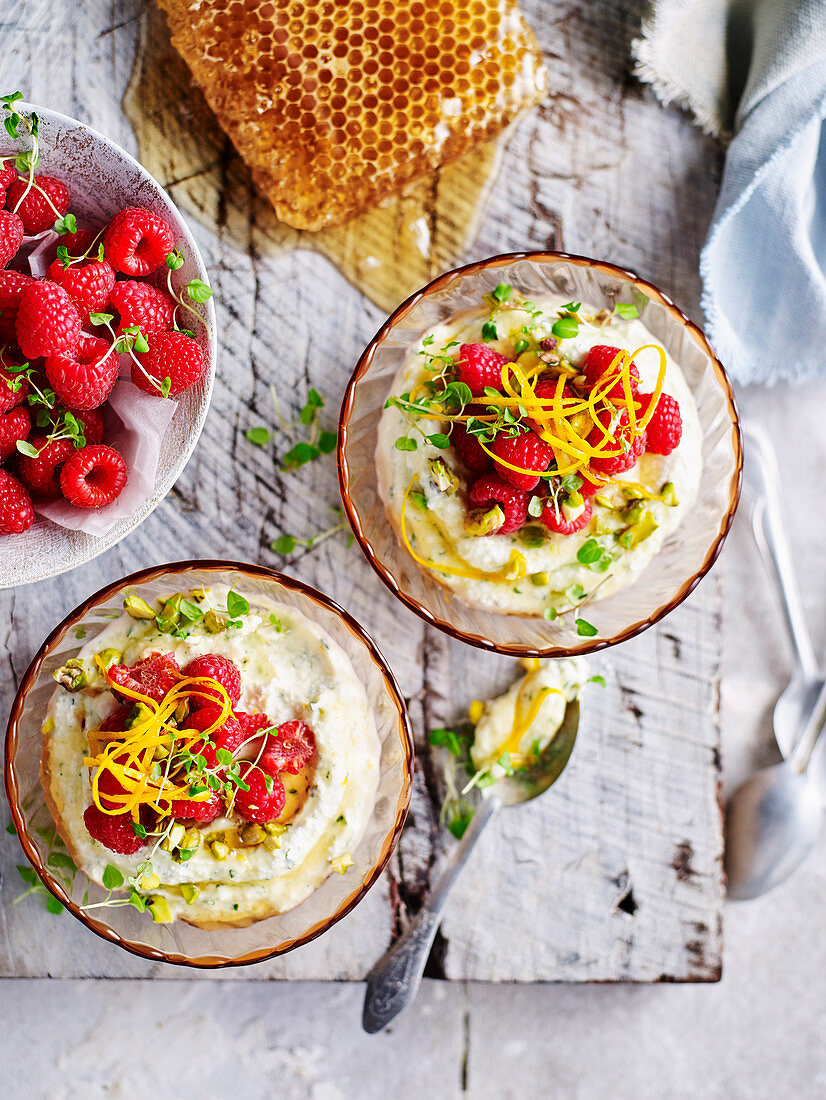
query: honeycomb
[{"left": 156, "top": 0, "right": 547, "bottom": 231}]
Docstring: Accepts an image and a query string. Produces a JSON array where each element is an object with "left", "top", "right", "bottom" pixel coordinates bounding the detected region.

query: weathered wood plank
[{"left": 0, "top": 0, "right": 725, "bottom": 980}]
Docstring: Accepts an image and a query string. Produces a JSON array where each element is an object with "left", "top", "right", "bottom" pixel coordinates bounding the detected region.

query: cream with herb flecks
[
  {"left": 376, "top": 285, "right": 703, "bottom": 626},
  {"left": 40, "top": 585, "right": 380, "bottom": 926}
]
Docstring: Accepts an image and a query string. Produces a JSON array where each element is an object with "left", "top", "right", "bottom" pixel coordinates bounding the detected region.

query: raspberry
[
  {"left": 0, "top": 270, "right": 34, "bottom": 342},
  {"left": 17, "top": 435, "right": 75, "bottom": 496},
  {"left": 45, "top": 341, "right": 118, "bottom": 410},
  {"left": 98, "top": 704, "right": 133, "bottom": 733},
  {"left": 187, "top": 707, "right": 245, "bottom": 768},
  {"left": 0, "top": 406, "right": 30, "bottom": 460},
  {"left": 7, "top": 176, "right": 69, "bottom": 235},
  {"left": 83, "top": 804, "right": 146, "bottom": 855},
  {"left": 68, "top": 405, "right": 105, "bottom": 445},
  {"left": 184, "top": 654, "right": 242, "bottom": 705},
  {"left": 236, "top": 711, "right": 273, "bottom": 737},
  {"left": 582, "top": 345, "right": 639, "bottom": 401},
  {"left": 0, "top": 357, "right": 28, "bottom": 413},
  {"left": 47, "top": 257, "right": 115, "bottom": 324},
  {"left": 578, "top": 471, "right": 605, "bottom": 496},
  {"left": 103, "top": 207, "right": 175, "bottom": 276},
  {"left": 639, "top": 391, "right": 682, "bottom": 455},
  {"left": 233, "top": 764, "right": 286, "bottom": 824},
  {"left": 108, "top": 652, "right": 182, "bottom": 703},
  {"left": 0, "top": 469, "right": 34, "bottom": 534},
  {"left": 60, "top": 444, "right": 126, "bottom": 507},
  {"left": 170, "top": 789, "right": 223, "bottom": 822},
  {"left": 107, "top": 279, "right": 174, "bottom": 337},
  {"left": 455, "top": 342, "right": 510, "bottom": 396},
  {"left": 132, "top": 331, "right": 205, "bottom": 396},
  {"left": 0, "top": 165, "right": 16, "bottom": 197},
  {"left": 452, "top": 423, "right": 490, "bottom": 472},
  {"left": 16, "top": 280, "right": 81, "bottom": 359},
  {"left": 491, "top": 429, "right": 552, "bottom": 491},
  {"left": 541, "top": 497, "right": 593, "bottom": 536},
  {"left": 467, "top": 475, "right": 528, "bottom": 535},
  {"left": 0, "top": 210, "right": 23, "bottom": 267},
  {"left": 261, "top": 720, "right": 317, "bottom": 776},
  {"left": 588, "top": 408, "right": 646, "bottom": 476}
]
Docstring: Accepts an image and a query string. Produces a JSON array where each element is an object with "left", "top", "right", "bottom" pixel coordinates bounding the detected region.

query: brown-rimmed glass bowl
[
  {"left": 5, "top": 560, "right": 413, "bottom": 968},
  {"left": 339, "top": 251, "right": 742, "bottom": 656}
]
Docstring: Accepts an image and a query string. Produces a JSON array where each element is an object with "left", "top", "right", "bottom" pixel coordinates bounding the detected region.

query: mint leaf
[{"left": 226, "top": 590, "right": 250, "bottom": 618}]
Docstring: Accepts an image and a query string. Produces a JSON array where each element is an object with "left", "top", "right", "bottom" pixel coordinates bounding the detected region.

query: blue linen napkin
[{"left": 635, "top": 0, "right": 826, "bottom": 385}]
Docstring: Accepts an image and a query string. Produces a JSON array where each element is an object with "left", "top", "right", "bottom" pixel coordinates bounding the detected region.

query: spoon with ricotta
[{"left": 362, "top": 659, "right": 585, "bottom": 1033}]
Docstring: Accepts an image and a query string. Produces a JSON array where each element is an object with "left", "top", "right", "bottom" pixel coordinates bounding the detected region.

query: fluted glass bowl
[
  {"left": 5, "top": 561, "right": 413, "bottom": 968},
  {"left": 339, "top": 252, "right": 742, "bottom": 656}
]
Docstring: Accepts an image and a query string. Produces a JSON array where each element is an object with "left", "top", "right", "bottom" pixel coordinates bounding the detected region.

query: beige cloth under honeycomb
[{"left": 156, "top": 0, "right": 547, "bottom": 230}]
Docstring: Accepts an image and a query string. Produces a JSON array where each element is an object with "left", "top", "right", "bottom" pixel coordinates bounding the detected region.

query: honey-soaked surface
[{"left": 156, "top": 0, "right": 547, "bottom": 231}]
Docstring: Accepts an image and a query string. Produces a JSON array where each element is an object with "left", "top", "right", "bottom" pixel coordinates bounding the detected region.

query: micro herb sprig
[
  {"left": 245, "top": 387, "right": 335, "bottom": 468},
  {"left": 270, "top": 505, "right": 352, "bottom": 556},
  {"left": 164, "top": 248, "right": 214, "bottom": 340},
  {"left": 428, "top": 722, "right": 477, "bottom": 839},
  {"left": 54, "top": 227, "right": 106, "bottom": 270},
  {"left": 12, "top": 822, "right": 74, "bottom": 915},
  {"left": 89, "top": 312, "right": 173, "bottom": 398},
  {"left": 551, "top": 302, "right": 581, "bottom": 341},
  {"left": 0, "top": 92, "right": 54, "bottom": 225}
]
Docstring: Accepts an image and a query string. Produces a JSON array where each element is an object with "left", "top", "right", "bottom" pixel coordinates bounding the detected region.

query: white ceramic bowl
[{"left": 0, "top": 104, "right": 216, "bottom": 587}]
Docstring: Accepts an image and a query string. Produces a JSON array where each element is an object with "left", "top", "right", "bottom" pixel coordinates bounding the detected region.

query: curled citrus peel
[
  {"left": 396, "top": 344, "right": 667, "bottom": 579},
  {"left": 84, "top": 674, "right": 233, "bottom": 818},
  {"left": 400, "top": 477, "right": 526, "bottom": 583},
  {"left": 501, "top": 685, "right": 563, "bottom": 763}
]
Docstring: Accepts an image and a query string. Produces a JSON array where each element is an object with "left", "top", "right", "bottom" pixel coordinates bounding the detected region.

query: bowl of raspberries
[{"left": 0, "top": 96, "right": 216, "bottom": 585}]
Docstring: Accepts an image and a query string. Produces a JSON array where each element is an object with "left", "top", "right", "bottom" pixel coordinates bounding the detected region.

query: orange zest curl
[{"left": 84, "top": 674, "right": 233, "bottom": 818}]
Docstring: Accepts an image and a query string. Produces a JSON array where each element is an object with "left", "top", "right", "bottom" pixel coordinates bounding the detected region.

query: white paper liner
[
  {"left": 34, "top": 380, "right": 178, "bottom": 536},
  {"left": 23, "top": 236, "right": 180, "bottom": 537}
]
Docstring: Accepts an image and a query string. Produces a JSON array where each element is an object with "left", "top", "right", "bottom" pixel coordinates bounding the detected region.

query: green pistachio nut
[
  {"left": 92, "top": 649, "right": 121, "bottom": 679},
  {"left": 428, "top": 457, "right": 459, "bottom": 495},
  {"left": 530, "top": 571, "right": 550, "bottom": 587},
  {"left": 623, "top": 501, "right": 646, "bottom": 524},
  {"left": 180, "top": 883, "right": 199, "bottom": 905},
  {"left": 125, "top": 702, "right": 154, "bottom": 730},
  {"left": 519, "top": 525, "right": 546, "bottom": 549},
  {"left": 593, "top": 492, "right": 615, "bottom": 509},
  {"left": 264, "top": 822, "right": 287, "bottom": 836},
  {"left": 464, "top": 504, "right": 504, "bottom": 536},
  {"left": 123, "top": 594, "right": 157, "bottom": 620},
  {"left": 204, "top": 609, "right": 227, "bottom": 634},
  {"left": 209, "top": 841, "right": 230, "bottom": 861},
  {"left": 139, "top": 870, "right": 161, "bottom": 890},
  {"left": 660, "top": 481, "right": 679, "bottom": 507},
  {"left": 408, "top": 489, "right": 428, "bottom": 513},
  {"left": 240, "top": 824, "right": 267, "bottom": 846},
  {"left": 181, "top": 828, "right": 201, "bottom": 852},
  {"left": 53, "top": 659, "right": 88, "bottom": 692},
  {"left": 618, "top": 509, "right": 659, "bottom": 550},
  {"left": 148, "top": 895, "right": 173, "bottom": 923}
]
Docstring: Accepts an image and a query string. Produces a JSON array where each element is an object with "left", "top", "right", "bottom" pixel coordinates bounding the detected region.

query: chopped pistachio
[
  {"left": 519, "top": 525, "right": 546, "bottom": 549},
  {"left": 331, "top": 852, "right": 354, "bottom": 874},
  {"left": 160, "top": 824, "right": 187, "bottom": 853},
  {"left": 148, "top": 896, "right": 173, "bottom": 923},
  {"left": 623, "top": 501, "right": 646, "bottom": 524},
  {"left": 264, "top": 822, "right": 288, "bottom": 836},
  {"left": 408, "top": 489, "right": 428, "bottom": 512},
  {"left": 180, "top": 883, "right": 199, "bottom": 905},
  {"left": 53, "top": 659, "right": 87, "bottom": 692},
  {"left": 592, "top": 516, "right": 614, "bottom": 536},
  {"left": 530, "top": 571, "right": 550, "bottom": 586},
  {"left": 123, "top": 594, "right": 156, "bottom": 620},
  {"left": 153, "top": 744, "right": 170, "bottom": 761},
  {"left": 240, "top": 823, "right": 267, "bottom": 846},
  {"left": 464, "top": 504, "right": 504, "bottom": 536},
  {"left": 428, "top": 457, "right": 459, "bottom": 495},
  {"left": 561, "top": 497, "right": 586, "bottom": 523},
  {"left": 617, "top": 509, "right": 659, "bottom": 549},
  {"left": 181, "top": 828, "right": 201, "bottom": 852},
  {"left": 139, "top": 870, "right": 161, "bottom": 890},
  {"left": 515, "top": 349, "right": 542, "bottom": 372},
  {"left": 660, "top": 481, "right": 679, "bottom": 507},
  {"left": 125, "top": 702, "right": 154, "bottom": 730},
  {"left": 92, "top": 649, "right": 121, "bottom": 678},
  {"left": 594, "top": 492, "right": 615, "bottom": 509},
  {"left": 204, "top": 609, "right": 227, "bottom": 633},
  {"left": 174, "top": 699, "right": 190, "bottom": 724},
  {"left": 210, "top": 841, "right": 230, "bottom": 861},
  {"left": 263, "top": 834, "right": 282, "bottom": 851}
]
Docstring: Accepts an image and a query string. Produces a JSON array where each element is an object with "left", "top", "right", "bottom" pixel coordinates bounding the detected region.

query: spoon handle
[
  {"left": 362, "top": 797, "right": 496, "bottom": 1033},
  {"left": 742, "top": 422, "right": 818, "bottom": 679}
]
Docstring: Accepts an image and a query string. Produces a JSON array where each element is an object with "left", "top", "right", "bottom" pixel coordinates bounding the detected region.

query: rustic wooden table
[{"left": 0, "top": 0, "right": 726, "bottom": 981}]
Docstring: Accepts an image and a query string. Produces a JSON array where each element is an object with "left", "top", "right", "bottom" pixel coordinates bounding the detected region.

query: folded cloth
[{"left": 635, "top": 0, "right": 826, "bottom": 385}]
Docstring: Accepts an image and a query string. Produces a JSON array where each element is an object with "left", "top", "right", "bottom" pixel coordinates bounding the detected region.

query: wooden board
[{"left": 0, "top": 0, "right": 725, "bottom": 981}]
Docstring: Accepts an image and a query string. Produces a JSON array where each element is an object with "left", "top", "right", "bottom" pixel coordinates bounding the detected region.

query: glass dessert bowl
[
  {"left": 339, "top": 252, "right": 742, "bottom": 656},
  {"left": 5, "top": 561, "right": 413, "bottom": 967}
]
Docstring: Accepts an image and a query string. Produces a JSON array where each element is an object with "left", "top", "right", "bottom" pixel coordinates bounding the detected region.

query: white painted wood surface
[{"left": 0, "top": 0, "right": 725, "bottom": 980}]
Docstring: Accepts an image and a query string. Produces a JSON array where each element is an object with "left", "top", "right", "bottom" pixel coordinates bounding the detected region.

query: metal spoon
[
  {"left": 726, "top": 682, "right": 826, "bottom": 899},
  {"left": 741, "top": 422, "right": 824, "bottom": 757},
  {"left": 362, "top": 699, "right": 580, "bottom": 1033}
]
